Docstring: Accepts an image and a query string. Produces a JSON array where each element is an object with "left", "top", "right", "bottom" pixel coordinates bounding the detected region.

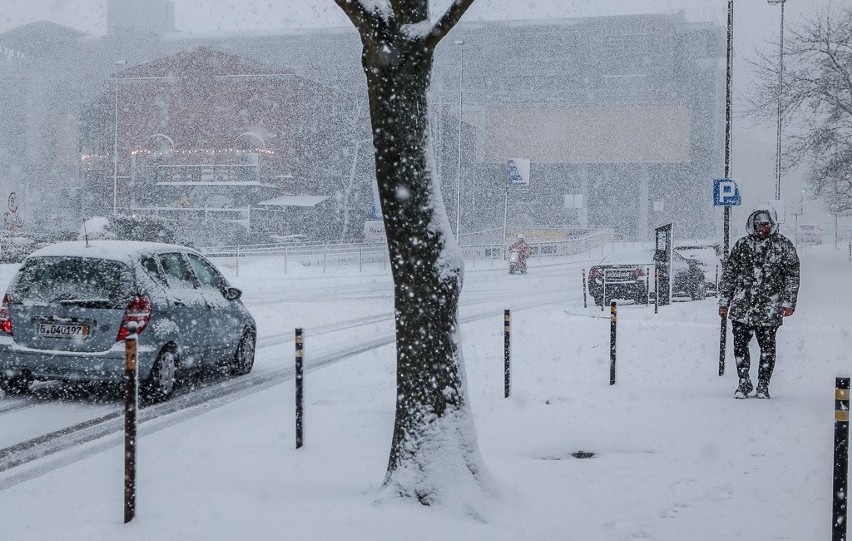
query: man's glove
[
  {"left": 718, "top": 306, "right": 728, "bottom": 318},
  {"left": 781, "top": 306, "right": 794, "bottom": 317}
]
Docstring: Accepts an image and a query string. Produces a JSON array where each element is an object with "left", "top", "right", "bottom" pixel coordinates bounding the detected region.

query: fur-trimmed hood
[{"left": 745, "top": 208, "right": 778, "bottom": 236}]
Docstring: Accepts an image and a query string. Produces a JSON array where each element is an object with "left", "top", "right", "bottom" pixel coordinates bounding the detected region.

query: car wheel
[
  {"left": 0, "top": 373, "right": 33, "bottom": 395},
  {"left": 143, "top": 348, "right": 177, "bottom": 403},
  {"left": 230, "top": 330, "right": 256, "bottom": 376}
]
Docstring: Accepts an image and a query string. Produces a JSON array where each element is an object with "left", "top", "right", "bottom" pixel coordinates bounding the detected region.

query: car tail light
[
  {"left": 116, "top": 295, "right": 152, "bottom": 342},
  {"left": 590, "top": 268, "right": 601, "bottom": 279},
  {"left": 634, "top": 267, "right": 646, "bottom": 278},
  {"left": 0, "top": 293, "right": 12, "bottom": 335}
]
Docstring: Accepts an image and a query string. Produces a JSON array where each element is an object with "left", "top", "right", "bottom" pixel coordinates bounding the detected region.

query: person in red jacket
[{"left": 509, "top": 233, "right": 532, "bottom": 273}]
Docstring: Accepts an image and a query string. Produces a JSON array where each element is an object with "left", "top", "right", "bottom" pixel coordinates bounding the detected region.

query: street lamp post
[
  {"left": 453, "top": 40, "right": 464, "bottom": 242},
  {"left": 767, "top": 0, "right": 786, "bottom": 201},
  {"left": 113, "top": 60, "right": 127, "bottom": 216}
]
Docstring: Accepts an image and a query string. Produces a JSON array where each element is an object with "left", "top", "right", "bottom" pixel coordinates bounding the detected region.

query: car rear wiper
[{"left": 56, "top": 298, "right": 115, "bottom": 309}]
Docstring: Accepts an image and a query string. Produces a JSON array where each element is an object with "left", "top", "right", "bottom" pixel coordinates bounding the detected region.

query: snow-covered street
[{"left": 0, "top": 243, "right": 848, "bottom": 540}]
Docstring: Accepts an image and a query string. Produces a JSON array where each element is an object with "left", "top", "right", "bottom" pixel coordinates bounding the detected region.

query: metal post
[
  {"left": 503, "top": 309, "right": 510, "bottom": 398},
  {"left": 601, "top": 272, "right": 606, "bottom": 312},
  {"left": 454, "top": 40, "right": 465, "bottom": 239},
  {"left": 768, "top": 0, "right": 786, "bottom": 201},
  {"left": 284, "top": 245, "right": 288, "bottom": 274},
  {"left": 295, "top": 328, "right": 304, "bottom": 449},
  {"left": 715, "top": 265, "right": 720, "bottom": 297},
  {"left": 235, "top": 244, "right": 240, "bottom": 277},
  {"left": 609, "top": 301, "right": 617, "bottom": 385},
  {"left": 834, "top": 377, "right": 850, "bottom": 541},
  {"left": 123, "top": 321, "right": 138, "bottom": 524},
  {"left": 720, "top": 0, "right": 734, "bottom": 376},
  {"left": 112, "top": 60, "right": 127, "bottom": 216},
  {"left": 582, "top": 269, "right": 587, "bottom": 308}
]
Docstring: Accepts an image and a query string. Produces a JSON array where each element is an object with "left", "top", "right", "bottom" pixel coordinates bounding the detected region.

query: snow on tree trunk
[{"left": 334, "top": 0, "right": 490, "bottom": 508}]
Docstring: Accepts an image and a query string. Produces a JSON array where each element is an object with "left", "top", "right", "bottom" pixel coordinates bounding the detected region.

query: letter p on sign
[{"left": 713, "top": 178, "right": 741, "bottom": 206}]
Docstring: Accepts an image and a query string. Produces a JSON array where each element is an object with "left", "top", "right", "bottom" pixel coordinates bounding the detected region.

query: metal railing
[{"left": 199, "top": 229, "right": 613, "bottom": 273}]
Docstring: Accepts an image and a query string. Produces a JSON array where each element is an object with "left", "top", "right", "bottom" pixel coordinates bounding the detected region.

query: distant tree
[
  {"left": 332, "top": 0, "right": 491, "bottom": 506},
  {"left": 749, "top": 6, "right": 852, "bottom": 215}
]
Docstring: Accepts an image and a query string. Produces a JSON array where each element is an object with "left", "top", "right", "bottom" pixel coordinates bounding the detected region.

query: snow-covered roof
[
  {"left": 257, "top": 195, "right": 329, "bottom": 208},
  {"left": 27, "top": 240, "right": 198, "bottom": 264}
]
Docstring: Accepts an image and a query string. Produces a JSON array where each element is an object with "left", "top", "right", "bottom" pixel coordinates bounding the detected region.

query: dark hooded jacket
[{"left": 719, "top": 208, "right": 800, "bottom": 326}]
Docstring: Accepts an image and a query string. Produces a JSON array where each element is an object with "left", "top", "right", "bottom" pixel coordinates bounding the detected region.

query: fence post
[
  {"left": 609, "top": 301, "right": 617, "bottom": 385},
  {"left": 504, "top": 309, "right": 511, "bottom": 398},
  {"left": 295, "top": 328, "right": 304, "bottom": 449},
  {"left": 359, "top": 245, "right": 363, "bottom": 273},
  {"left": 582, "top": 269, "right": 587, "bottom": 308},
  {"left": 235, "top": 244, "right": 240, "bottom": 277},
  {"left": 834, "top": 377, "right": 850, "bottom": 541},
  {"left": 284, "top": 245, "right": 288, "bottom": 274},
  {"left": 123, "top": 321, "right": 139, "bottom": 524},
  {"left": 322, "top": 245, "right": 327, "bottom": 273}
]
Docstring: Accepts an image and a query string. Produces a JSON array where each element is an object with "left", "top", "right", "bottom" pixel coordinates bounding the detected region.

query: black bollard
[
  {"left": 295, "top": 328, "right": 304, "bottom": 449},
  {"left": 504, "top": 310, "right": 511, "bottom": 398},
  {"left": 609, "top": 301, "right": 617, "bottom": 385},
  {"left": 123, "top": 321, "right": 138, "bottom": 524},
  {"left": 582, "top": 269, "right": 587, "bottom": 309},
  {"left": 834, "top": 377, "right": 850, "bottom": 541},
  {"left": 654, "top": 268, "right": 659, "bottom": 314},
  {"left": 645, "top": 267, "right": 650, "bottom": 305}
]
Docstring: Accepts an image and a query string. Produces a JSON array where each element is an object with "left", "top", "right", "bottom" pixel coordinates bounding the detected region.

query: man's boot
[
  {"left": 755, "top": 359, "right": 773, "bottom": 399},
  {"left": 734, "top": 367, "right": 753, "bottom": 399}
]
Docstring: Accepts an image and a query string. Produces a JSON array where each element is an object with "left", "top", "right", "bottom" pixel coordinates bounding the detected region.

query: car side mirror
[{"left": 222, "top": 287, "right": 242, "bottom": 301}]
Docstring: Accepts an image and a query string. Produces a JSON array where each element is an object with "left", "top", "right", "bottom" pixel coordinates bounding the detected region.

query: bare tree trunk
[{"left": 334, "top": 0, "right": 487, "bottom": 506}]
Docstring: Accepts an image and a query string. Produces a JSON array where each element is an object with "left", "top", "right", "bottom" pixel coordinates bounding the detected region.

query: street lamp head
[
  {"left": 766, "top": 0, "right": 785, "bottom": 5},
  {"left": 453, "top": 40, "right": 464, "bottom": 45}
]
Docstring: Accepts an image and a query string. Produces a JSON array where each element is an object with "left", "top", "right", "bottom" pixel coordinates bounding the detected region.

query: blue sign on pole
[{"left": 713, "top": 178, "right": 741, "bottom": 206}]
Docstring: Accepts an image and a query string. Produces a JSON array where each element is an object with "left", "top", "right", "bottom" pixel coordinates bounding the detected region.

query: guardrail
[{"left": 199, "top": 229, "right": 614, "bottom": 273}]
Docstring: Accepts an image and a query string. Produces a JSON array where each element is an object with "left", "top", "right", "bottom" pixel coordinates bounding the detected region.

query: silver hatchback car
[{"left": 0, "top": 241, "right": 256, "bottom": 401}]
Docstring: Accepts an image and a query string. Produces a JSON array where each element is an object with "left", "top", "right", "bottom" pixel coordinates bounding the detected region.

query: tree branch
[
  {"left": 333, "top": 0, "right": 379, "bottom": 35},
  {"left": 425, "top": 0, "right": 476, "bottom": 50}
]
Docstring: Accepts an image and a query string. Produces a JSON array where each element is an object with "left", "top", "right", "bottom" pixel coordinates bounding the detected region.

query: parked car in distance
[
  {"left": 0, "top": 241, "right": 256, "bottom": 401},
  {"left": 674, "top": 242, "right": 723, "bottom": 295},
  {"left": 588, "top": 248, "right": 708, "bottom": 306},
  {"left": 797, "top": 224, "right": 823, "bottom": 245}
]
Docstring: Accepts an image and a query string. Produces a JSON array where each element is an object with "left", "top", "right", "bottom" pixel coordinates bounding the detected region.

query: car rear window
[{"left": 10, "top": 256, "right": 134, "bottom": 307}]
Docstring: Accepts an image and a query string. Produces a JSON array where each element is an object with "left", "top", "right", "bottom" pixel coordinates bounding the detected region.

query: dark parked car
[
  {"left": 0, "top": 241, "right": 256, "bottom": 401},
  {"left": 588, "top": 248, "right": 708, "bottom": 306}
]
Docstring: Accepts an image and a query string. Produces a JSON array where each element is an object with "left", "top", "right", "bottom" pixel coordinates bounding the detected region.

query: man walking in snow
[{"left": 718, "top": 209, "right": 800, "bottom": 399}]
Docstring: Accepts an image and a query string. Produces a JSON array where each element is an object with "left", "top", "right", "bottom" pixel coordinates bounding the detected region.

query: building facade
[{"left": 0, "top": 8, "right": 725, "bottom": 244}]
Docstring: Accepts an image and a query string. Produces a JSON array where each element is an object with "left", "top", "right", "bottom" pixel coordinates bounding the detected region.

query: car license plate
[
  {"left": 37, "top": 323, "right": 90, "bottom": 338},
  {"left": 606, "top": 270, "right": 632, "bottom": 281}
]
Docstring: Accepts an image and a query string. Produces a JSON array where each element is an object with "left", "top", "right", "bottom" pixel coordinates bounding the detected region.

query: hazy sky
[{"left": 0, "top": 0, "right": 831, "bottom": 39}]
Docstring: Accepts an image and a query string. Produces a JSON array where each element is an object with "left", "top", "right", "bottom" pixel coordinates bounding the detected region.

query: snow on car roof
[
  {"left": 26, "top": 240, "right": 198, "bottom": 264},
  {"left": 598, "top": 248, "right": 654, "bottom": 265}
]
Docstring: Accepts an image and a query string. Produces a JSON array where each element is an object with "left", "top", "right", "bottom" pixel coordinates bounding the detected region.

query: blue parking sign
[{"left": 713, "top": 178, "right": 741, "bottom": 206}]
